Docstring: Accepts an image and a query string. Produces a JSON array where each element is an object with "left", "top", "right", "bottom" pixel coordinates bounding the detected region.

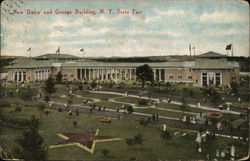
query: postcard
[{"left": 0, "top": 0, "right": 249, "bottom": 160}]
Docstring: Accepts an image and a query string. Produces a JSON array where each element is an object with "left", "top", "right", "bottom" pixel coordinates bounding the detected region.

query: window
[
  {"left": 202, "top": 73, "right": 207, "bottom": 86},
  {"left": 188, "top": 76, "right": 192, "bottom": 79},
  {"left": 169, "top": 75, "right": 173, "bottom": 79},
  {"left": 215, "top": 73, "right": 221, "bottom": 86},
  {"left": 231, "top": 76, "right": 236, "bottom": 81},
  {"left": 177, "top": 75, "right": 182, "bottom": 79}
]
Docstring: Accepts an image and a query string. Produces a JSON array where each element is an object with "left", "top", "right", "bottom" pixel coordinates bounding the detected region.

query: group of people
[
  {"left": 215, "top": 144, "right": 235, "bottom": 160},
  {"left": 89, "top": 104, "right": 106, "bottom": 112},
  {"left": 195, "top": 130, "right": 216, "bottom": 153}
]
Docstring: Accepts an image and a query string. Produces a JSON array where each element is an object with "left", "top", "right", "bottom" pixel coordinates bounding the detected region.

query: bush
[
  {"left": 58, "top": 108, "right": 63, "bottom": 112},
  {"left": 0, "top": 100, "right": 10, "bottom": 107},
  {"left": 134, "top": 134, "right": 143, "bottom": 145},
  {"left": 73, "top": 121, "right": 78, "bottom": 127},
  {"left": 126, "top": 138, "right": 134, "bottom": 147},
  {"left": 14, "top": 106, "right": 22, "bottom": 112},
  {"left": 19, "top": 88, "right": 34, "bottom": 100},
  {"left": 127, "top": 105, "right": 133, "bottom": 113},
  {"left": 138, "top": 99, "right": 148, "bottom": 105},
  {"left": 102, "top": 149, "right": 110, "bottom": 158},
  {"left": 45, "top": 110, "right": 50, "bottom": 116},
  {"left": 44, "top": 95, "right": 50, "bottom": 102}
]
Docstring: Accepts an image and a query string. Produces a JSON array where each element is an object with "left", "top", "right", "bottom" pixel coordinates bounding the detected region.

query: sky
[{"left": 1, "top": 0, "right": 249, "bottom": 57}]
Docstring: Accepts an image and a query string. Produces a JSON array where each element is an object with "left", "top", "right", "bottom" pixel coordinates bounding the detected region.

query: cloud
[
  {"left": 200, "top": 11, "right": 248, "bottom": 23},
  {"left": 154, "top": 9, "right": 186, "bottom": 16},
  {"left": 130, "top": 15, "right": 161, "bottom": 24}
]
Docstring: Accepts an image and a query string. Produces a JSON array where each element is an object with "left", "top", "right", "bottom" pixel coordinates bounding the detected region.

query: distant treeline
[{"left": 92, "top": 57, "right": 167, "bottom": 62}]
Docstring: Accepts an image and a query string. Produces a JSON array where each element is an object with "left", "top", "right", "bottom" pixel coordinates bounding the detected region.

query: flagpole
[
  {"left": 30, "top": 49, "right": 31, "bottom": 62},
  {"left": 232, "top": 43, "right": 233, "bottom": 57}
]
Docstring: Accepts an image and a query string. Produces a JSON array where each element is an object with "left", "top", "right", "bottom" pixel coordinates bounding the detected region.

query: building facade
[{"left": 4, "top": 52, "right": 240, "bottom": 87}]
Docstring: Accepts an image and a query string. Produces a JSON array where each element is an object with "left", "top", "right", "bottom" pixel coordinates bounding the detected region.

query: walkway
[{"left": 90, "top": 90, "right": 240, "bottom": 115}]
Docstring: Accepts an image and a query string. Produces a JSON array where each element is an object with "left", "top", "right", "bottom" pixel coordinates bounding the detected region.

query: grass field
[
  {"left": 93, "top": 101, "right": 129, "bottom": 110},
  {"left": 80, "top": 91, "right": 121, "bottom": 101},
  {"left": 158, "top": 102, "right": 213, "bottom": 113},
  {"left": 114, "top": 96, "right": 147, "bottom": 105},
  {"left": 0, "top": 104, "right": 248, "bottom": 161}
]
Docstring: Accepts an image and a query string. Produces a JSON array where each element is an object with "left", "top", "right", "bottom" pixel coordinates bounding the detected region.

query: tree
[
  {"left": 91, "top": 80, "right": 97, "bottom": 89},
  {"left": 15, "top": 116, "right": 47, "bottom": 161},
  {"left": 180, "top": 96, "right": 187, "bottom": 111},
  {"left": 136, "top": 64, "right": 154, "bottom": 88},
  {"left": 44, "top": 76, "right": 56, "bottom": 94},
  {"left": 134, "top": 134, "right": 143, "bottom": 145},
  {"left": 19, "top": 88, "right": 35, "bottom": 101},
  {"left": 44, "top": 95, "right": 50, "bottom": 102},
  {"left": 161, "top": 131, "right": 172, "bottom": 143},
  {"left": 37, "top": 103, "right": 46, "bottom": 118},
  {"left": 127, "top": 105, "right": 134, "bottom": 113},
  {"left": 126, "top": 138, "right": 134, "bottom": 147},
  {"left": 73, "top": 121, "right": 78, "bottom": 127},
  {"left": 76, "top": 108, "right": 79, "bottom": 116},
  {"left": 102, "top": 149, "right": 110, "bottom": 158},
  {"left": 230, "top": 82, "right": 238, "bottom": 95},
  {"left": 56, "top": 71, "right": 63, "bottom": 83}
]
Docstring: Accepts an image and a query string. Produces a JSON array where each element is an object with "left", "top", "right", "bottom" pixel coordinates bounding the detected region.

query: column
[
  {"left": 159, "top": 69, "right": 162, "bottom": 81},
  {"left": 129, "top": 69, "right": 132, "bottom": 80},
  {"left": 79, "top": 68, "right": 82, "bottom": 80},
  {"left": 84, "top": 69, "right": 87, "bottom": 80},
  {"left": 220, "top": 72, "right": 222, "bottom": 85},
  {"left": 105, "top": 69, "right": 108, "bottom": 80},
  {"left": 88, "top": 68, "right": 91, "bottom": 80},
  {"left": 115, "top": 69, "right": 117, "bottom": 80},
  {"left": 153, "top": 69, "right": 156, "bottom": 81},
  {"left": 101, "top": 69, "right": 104, "bottom": 80}
]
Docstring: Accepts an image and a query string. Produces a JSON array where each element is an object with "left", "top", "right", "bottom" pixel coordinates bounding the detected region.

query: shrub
[
  {"left": 0, "top": 100, "right": 10, "bottom": 107},
  {"left": 44, "top": 95, "right": 50, "bottom": 102},
  {"left": 58, "top": 108, "right": 63, "bottom": 112},
  {"left": 102, "top": 149, "right": 110, "bottom": 158},
  {"left": 127, "top": 105, "right": 133, "bottom": 113},
  {"left": 134, "top": 134, "right": 143, "bottom": 145},
  {"left": 45, "top": 110, "right": 50, "bottom": 116},
  {"left": 126, "top": 138, "right": 134, "bottom": 147},
  {"left": 14, "top": 106, "right": 22, "bottom": 112},
  {"left": 73, "top": 121, "right": 78, "bottom": 127},
  {"left": 138, "top": 99, "right": 148, "bottom": 105}
]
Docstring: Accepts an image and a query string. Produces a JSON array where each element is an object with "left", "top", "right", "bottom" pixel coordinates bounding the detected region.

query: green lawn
[
  {"left": 134, "top": 108, "right": 195, "bottom": 118},
  {"left": 52, "top": 97, "right": 93, "bottom": 104},
  {"left": 114, "top": 96, "right": 147, "bottom": 105},
  {"left": 93, "top": 101, "right": 129, "bottom": 110},
  {"left": 158, "top": 102, "right": 213, "bottom": 113},
  {"left": 0, "top": 105, "right": 248, "bottom": 160},
  {"left": 80, "top": 91, "right": 121, "bottom": 101}
]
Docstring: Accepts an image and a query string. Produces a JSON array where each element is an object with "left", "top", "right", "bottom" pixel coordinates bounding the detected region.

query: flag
[
  {"left": 226, "top": 44, "right": 232, "bottom": 50},
  {"left": 27, "top": 47, "right": 31, "bottom": 52},
  {"left": 80, "top": 48, "right": 84, "bottom": 52},
  {"left": 189, "top": 44, "right": 191, "bottom": 51},
  {"left": 56, "top": 46, "right": 60, "bottom": 54}
]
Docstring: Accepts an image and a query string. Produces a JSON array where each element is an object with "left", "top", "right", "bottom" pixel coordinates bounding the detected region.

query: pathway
[{"left": 90, "top": 91, "right": 240, "bottom": 115}]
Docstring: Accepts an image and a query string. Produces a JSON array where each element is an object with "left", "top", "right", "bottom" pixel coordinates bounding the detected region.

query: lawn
[
  {"left": 158, "top": 102, "right": 213, "bottom": 113},
  {"left": 0, "top": 105, "right": 248, "bottom": 160},
  {"left": 114, "top": 96, "right": 147, "bottom": 105},
  {"left": 134, "top": 108, "right": 195, "bottom": 118},
  {"left": 93, "top": 101, "right": 129, "bottom": 110},
  {"left": 52, "top": 97, "right": 93, "bottom": 104},
  {"left": 80, "top": 91, "right": 121, "bottom": 101}
]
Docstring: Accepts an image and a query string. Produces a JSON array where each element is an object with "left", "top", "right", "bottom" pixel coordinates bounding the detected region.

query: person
[
  {"left": 156, "top": 114, "right": 159, "bottom": 121},
  {"left": 90, "top": 108, "right": 93, "bottom": 113},
  {"left": 103, "top": 106, "right": 106, "bottom": 111},
  {"left": 152, "top": 114, "right": 155, "bottom": 121},
  {"left": 216, "top": 149, "right": 220, "bottom": 158},
  {"left": 231, "top": 145, "right": 235, "bottom": 158},
  {"left": 98, "top": 106, "right": 101, "bottom": 111},
  {"left": 221, "top": 150, "right": 226, "bottom": 158},
  {"left": 116, "top": 108, "right": 119, "bottom": 112},
  {"left": 118, "top": 114, "right": 120, "bottom": 120},
  {"left": 206, "top": 154, "right": 210, "bottom": 160}
]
